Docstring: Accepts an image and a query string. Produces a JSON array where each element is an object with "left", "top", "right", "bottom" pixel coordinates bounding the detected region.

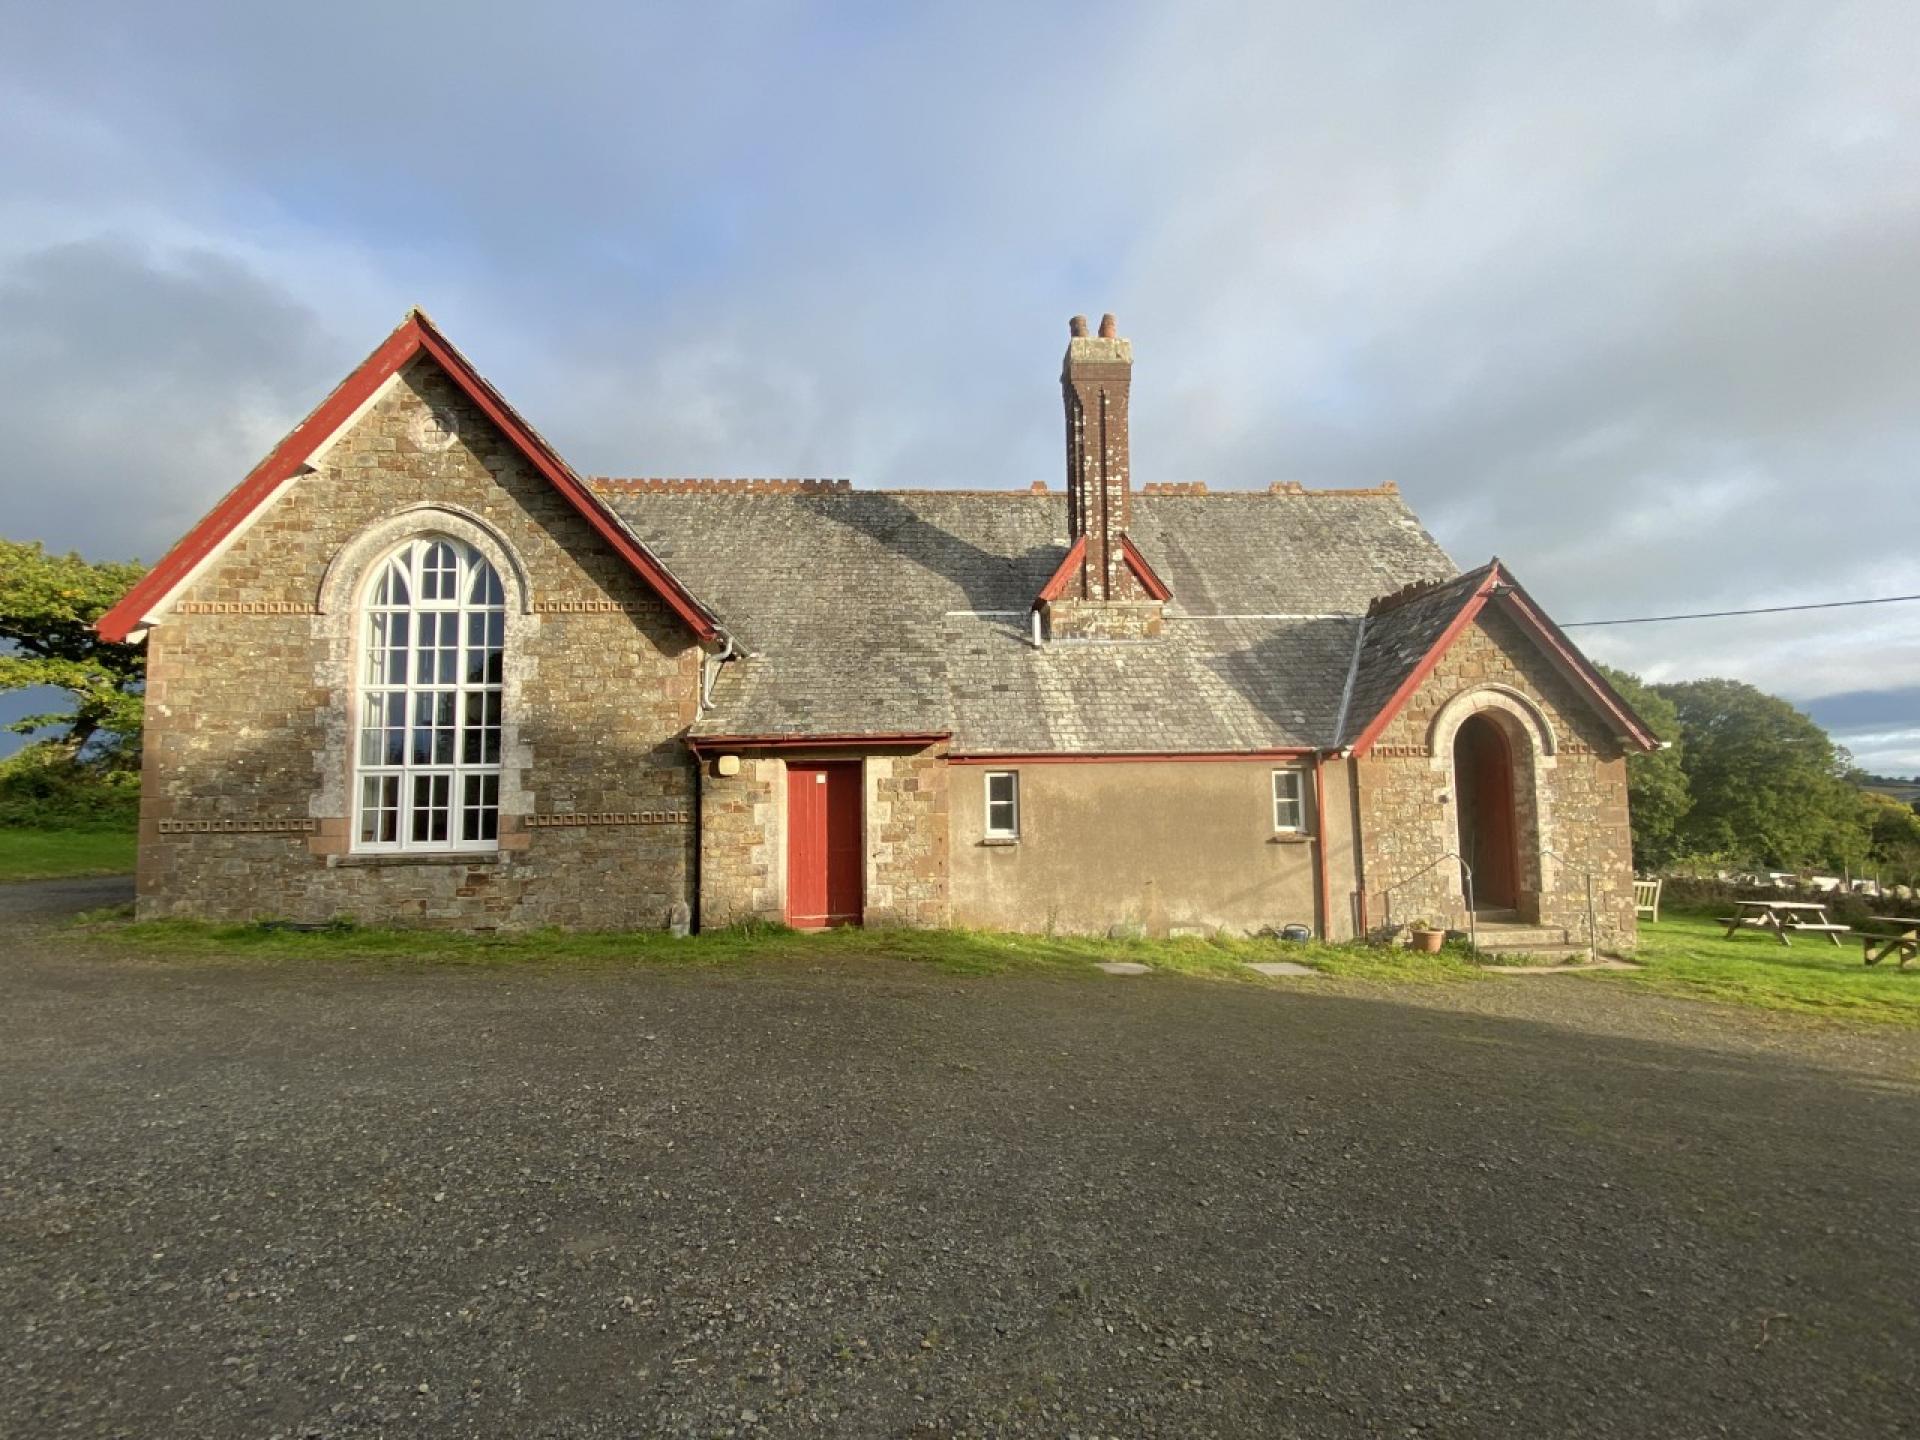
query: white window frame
[
  {"left": 352, "top": 537, "right": 505, "bottom": 854},
  {"left": 984, "top": 770, "right": 1020, "bottom": 840},
  {"left": 1271, "top": 768, "right": 1306, "bottom": 834}
]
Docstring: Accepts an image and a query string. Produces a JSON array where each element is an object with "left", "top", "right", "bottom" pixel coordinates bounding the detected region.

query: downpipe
[{"left": 699, "top": 630, "right": 736, "bottom": 713}]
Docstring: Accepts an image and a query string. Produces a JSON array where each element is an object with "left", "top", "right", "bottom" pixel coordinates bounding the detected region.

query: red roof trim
[
  {"left": 96, "top": 310, "right": 719, "bottom": 644},
  {"left": 1118, "top": 534, "right": 1173, "bottom": 601},
  {"left": 1493, "top": 579, "right": 1659, "bottom": 751},
  {"left": 685, "top": 731, "right": 950, "bottom": 754},
  {"left": 1035, "top": 536, "right": 1087, "bottom": 603},
  {"left": 1345, "top": 570, "right": 1497, "bottom": 758},
  {"left": 1347, "top": 560, "right": 1662, "bottom": 757},
  {"left": 1033, "top": 533, "right": 1173, "bottom": 605}
]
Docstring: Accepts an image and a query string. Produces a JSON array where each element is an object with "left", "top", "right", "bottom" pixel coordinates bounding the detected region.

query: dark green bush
[{"left": 0, "top": 746, "right": 140, "bottom": 830}]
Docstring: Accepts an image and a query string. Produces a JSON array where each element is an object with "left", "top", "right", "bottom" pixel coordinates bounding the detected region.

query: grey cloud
[
  {"left": 0, "top": 1, "right": 1914, "bottom": 767},
  {"left": 0, "top": 236, "right": 344, "bottom": 559}
]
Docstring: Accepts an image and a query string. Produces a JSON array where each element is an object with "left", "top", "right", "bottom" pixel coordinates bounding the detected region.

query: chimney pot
[
  {"left": 1069, "top": 314, "right": 1089, "bottom": 338},
  {"left": 1098, "top": 313, "right": 1118, "bottom": 339}
]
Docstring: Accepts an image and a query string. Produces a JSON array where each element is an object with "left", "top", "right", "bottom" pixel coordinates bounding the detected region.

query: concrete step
[
  {"left": 1478, "top": 942, "right": 1595, "bottom": 963},
  {"left": 1470, "top": 923, "right": 1574, "bottom": 950}
]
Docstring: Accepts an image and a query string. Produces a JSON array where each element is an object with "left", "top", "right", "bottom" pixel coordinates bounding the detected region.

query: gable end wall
[
  {"left": 1354, "top": 605, "right": 1637, "bottom": 947},
  {"left": 136, "top": 359, "right": 701, "bottom": 928}
]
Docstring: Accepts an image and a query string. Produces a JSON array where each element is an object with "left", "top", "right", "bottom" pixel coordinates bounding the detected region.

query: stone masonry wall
[
  {"left": 864, "top": 747, "right": 950, "bottom": 927},
  {"left": 136, "top": 357, "right": 702, "bottom": 928},
  {"left": 1354, "top": 605, "right": 1637, "bottom": 948},
  {"left": 1043, "top": 599, "right": 1166, "bottom": 640},
  {"left": 697, "top": 756, "right": 785, "bottom": 927}
]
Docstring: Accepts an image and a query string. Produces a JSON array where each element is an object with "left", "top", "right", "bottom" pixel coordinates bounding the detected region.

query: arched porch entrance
[{"left": 1454, "top": 713, "right": 1520, "bottom": 912}]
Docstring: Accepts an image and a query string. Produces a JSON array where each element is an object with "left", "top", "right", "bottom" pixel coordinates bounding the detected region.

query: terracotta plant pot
[{"left": 1409, "top": 928, "right": 1447, "bottom": 953}]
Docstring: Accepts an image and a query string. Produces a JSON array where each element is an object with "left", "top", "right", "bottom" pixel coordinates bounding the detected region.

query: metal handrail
[
  {"left": 1541, "top": 848, "right": 1598, "bottom": 962},
  {"left": 1376, "top": 850, "right": 1477, "bottom": 954}
]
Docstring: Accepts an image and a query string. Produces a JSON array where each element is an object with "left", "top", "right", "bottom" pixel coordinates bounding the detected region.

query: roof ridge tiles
[
  {"left": 589, "top": 477, "right": 853, "bottom": 494},
  {"left": 593, "top": 479, "right": 1403, "bottom": 499},
  {"left": 1365, "top": 563, "right": 1492, "bottom": 617}
]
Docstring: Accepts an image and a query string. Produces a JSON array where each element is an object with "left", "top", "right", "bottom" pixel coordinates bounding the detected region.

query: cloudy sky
[{"left": 2, "top": 1, "right": 1916, "bottom": 769}]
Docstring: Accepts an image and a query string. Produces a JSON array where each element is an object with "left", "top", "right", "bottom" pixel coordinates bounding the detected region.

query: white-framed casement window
[
  {"left": 984, "top": 770, "right": 1020, "bottom": 840},
  {"left": 1271, "top": 768, "right": 1306, "bottom": 834},
  {"left": 354, "top": 537, "right": 505, "bottom": 852}
]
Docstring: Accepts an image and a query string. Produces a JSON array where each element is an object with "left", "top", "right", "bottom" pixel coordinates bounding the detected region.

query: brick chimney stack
[{"left": 1062, "top": 312, "right": 1133, "bottom": 601}]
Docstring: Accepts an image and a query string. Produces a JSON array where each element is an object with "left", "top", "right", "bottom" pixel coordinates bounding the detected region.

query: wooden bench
[
  {"left": 1634, "top": 878, "right": 1662, "bottom": 924},
  {"left": 1721, "top": 900, "right": 1850, "bottom": 946},
  {"left": 1862, "top": 918, "right": 1920, "bottom": 969}
]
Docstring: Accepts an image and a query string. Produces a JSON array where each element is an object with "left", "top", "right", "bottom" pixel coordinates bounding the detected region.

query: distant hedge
[{"left": 0, "top": 746, "right": 139, "bottom": 830}]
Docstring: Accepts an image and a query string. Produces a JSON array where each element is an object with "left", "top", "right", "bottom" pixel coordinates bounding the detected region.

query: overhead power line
[{"left": 1561, "top": 593, "right": 1920, "bottom": 628}]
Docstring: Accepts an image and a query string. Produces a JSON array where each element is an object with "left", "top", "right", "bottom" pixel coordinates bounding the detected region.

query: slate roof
[
  {"left": 595, "top": 487, "right": 1456, "bottom": 752},
  {"left": 1337, "top": 566, "right": 1495, "bottom": 749}
]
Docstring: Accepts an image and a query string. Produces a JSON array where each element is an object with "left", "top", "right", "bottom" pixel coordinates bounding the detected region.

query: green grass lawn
[
  {"left": 1592, "top": 907, "right": 1920, "bottom": 1028},
  {"left": 80, "top": 911, "right": 1482, "bottom": 986},
  {"left": 0, "top": 827, "right": 137, "bottom": 882},
  {"left": 66, "top": 898, "right": 1920, "bottom": 1029}
]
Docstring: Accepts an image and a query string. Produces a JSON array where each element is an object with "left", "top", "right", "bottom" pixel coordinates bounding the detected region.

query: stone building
[{"left": 99, "top": 310, "right": 1659, "bottom": 947}]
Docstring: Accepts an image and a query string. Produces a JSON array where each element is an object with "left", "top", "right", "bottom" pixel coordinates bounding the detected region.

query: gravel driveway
[{"left": 4, "top": 882, "right": 1917, "bottom": 1438}]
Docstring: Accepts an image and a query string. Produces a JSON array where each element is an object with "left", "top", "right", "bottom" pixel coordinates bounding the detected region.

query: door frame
[
  {"left": 1453, "top": 712, "right": 1520, "bottom": 912},
  {"left": 784, "top": 759, "right": 865, "bottom": 929}
]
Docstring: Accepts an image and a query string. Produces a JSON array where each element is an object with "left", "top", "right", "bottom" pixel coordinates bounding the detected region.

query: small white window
[
  {"left": 1272, "top": 769, "right": 1305, "bottom": 833},
  {"left": 984, "top": 771, "right": 1020, "bottom": 839}
]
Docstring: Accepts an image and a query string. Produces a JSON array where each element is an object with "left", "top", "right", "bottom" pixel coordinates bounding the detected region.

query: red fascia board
[
  {"left": 408, "top": 321, "right": 718, "bottom": 642},
  {"left": 1493, "top": 582, "right": 1659, "bottom": 750},
  {"left": 1345, "top": 574, "right": 1497, "bottom": 758},
  {"left": 950, "top": 750, "right": 1316, "bottom": 767},
  {"left": 1118, "top": 534, "right": 1173, "bottom": 601},
  {"left": 1033, "top": 534, "right": 1172, "bottom": 606},
  {"left": 686, "top": 732, "right": 950, "bottom": 754},
  {"left": 1034, "top": 536, "right": 1087, "bottom": 603},
  {"left": 97, "top": 311, "right": 719, "bottom": 645},
  {"left": 96, "top": 318, "right": 424, "bottom": 642}
]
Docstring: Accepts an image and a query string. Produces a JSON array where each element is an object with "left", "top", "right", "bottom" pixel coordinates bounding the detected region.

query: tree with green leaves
[
  {"left": 1653, "top": 677, "right": 1861, "bottom": 871},
  {"left": 1598, "top": 665, "right": 1690, "bottom": 870},
  {"left": 1861, "top": 788, "right": 1920, "bottom": 890},
  {"left": 0, "top": 540, "right": 147, "bottom": 766}
]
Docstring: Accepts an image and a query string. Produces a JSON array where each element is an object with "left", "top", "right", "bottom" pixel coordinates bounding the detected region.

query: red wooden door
[
  {"left": 1454, "top": 715, "right": 1518, "bottom": 909},
  {"left": 787, "top": 762, "right": 863, "bottom": 928}
]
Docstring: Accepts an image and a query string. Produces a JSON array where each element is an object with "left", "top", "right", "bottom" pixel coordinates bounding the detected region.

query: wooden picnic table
[
  {"left": 1719, "top": 898, "right": 1852, "bottom": 947},
  {"left": 1860, "top": 917, "right": 1920, "bottom": 969}
]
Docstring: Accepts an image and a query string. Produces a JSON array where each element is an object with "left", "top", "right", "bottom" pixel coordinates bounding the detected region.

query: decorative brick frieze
[
  {"left": 530, "top": 598, "right": 660, "bottom": 615},
  {"left": 157, "top": 817, "right": 318, "bottom": 835},
  {"left": 525, "top": 811, "right": 691, "bottom": 827},
  {"left": 174, "top": 601, "right": 318, "bottom": 616}
]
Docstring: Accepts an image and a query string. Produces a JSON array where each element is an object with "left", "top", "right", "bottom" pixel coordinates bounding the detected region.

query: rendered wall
[{"left": 948, "top": 759, "right": 1340, "bottom": 938}]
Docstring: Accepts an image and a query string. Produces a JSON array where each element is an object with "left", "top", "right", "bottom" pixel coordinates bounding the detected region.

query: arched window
[{"left": 355, "top": 537, "right": 505, "bottom": 851}]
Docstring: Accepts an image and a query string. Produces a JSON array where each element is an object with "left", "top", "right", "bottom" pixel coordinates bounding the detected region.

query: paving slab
[
  {"left": 1244, "top": 960, "right": 1320, "bottom": 977},
  {"left": 1095, "top": 960, "right": 1152, "bottom": 975}
]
